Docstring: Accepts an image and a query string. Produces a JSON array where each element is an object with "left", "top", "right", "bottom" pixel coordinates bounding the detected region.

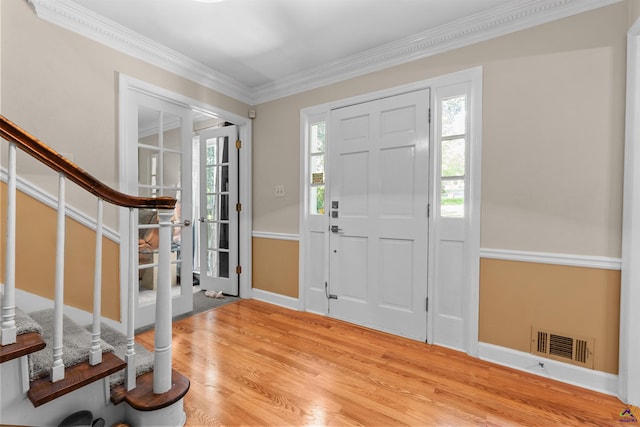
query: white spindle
[
  {"left": 153, "top": 209, "right": 173, "bottom": 394},
  {"left": 89, "top": 198, "right": 104, "bottom": 365},
  {"left": 1, "top": 142, "right": 17, "bottom": 346},
  {"left": 50, "top": 174, "right": 66, "bottom": 382},
  {"left": 125, "top": 207, "right": 137, "bottom": 391}
]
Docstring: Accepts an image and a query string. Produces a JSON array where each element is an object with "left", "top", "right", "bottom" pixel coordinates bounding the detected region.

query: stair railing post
[
  {"left": 89, "top": 198, "right": 103, "bottom": 365},
  {"left": 50, "top": 174, "right": 66, "bottom": 382},
  {"left": 153, "top": 209, "right": 173, "bottom": 394},
  {"left": 125, "top": 207, "right": 137, "bottom": 391},
  {"left": 1, "top": 142, "right": 17, "bottom": 345}
]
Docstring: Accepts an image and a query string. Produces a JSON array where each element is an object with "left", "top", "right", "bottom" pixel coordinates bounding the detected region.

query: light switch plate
[{"left": 275, "top": 185, "right": 285, "bottom": 198}]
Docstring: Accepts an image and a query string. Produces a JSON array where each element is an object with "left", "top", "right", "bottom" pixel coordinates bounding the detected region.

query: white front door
[
  {"left": 327, "top": 89, "right": 430, "bottom": 341},
  {"left": 197, "top": 126, "right": 239, "bottom": 295},
  {"left": 129, "top": 90, "right": 194, "bottom": 328}
]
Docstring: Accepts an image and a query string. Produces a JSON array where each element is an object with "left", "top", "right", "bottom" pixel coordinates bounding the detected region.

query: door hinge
[
  {"left": 426, "top": 297, "right": 429, "bottom": 311},
  {"left": 236, "top": 203, "right": 242, "bottom": 212},
  {"left": 428, "top": 108, "right": 431, "bottom": 124},
  {"left": 236, "top": 139, "right": 242, "bottom": 149},
  {"left": 427, "top": 203, "right": 431, "bottom": 218},
  {"left": 236, "top": 265, "right": 242, "bottom": 274}
]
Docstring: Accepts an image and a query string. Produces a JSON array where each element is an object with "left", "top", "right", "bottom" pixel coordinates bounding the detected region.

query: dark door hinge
[
  {"left": 426, "top": 297, "right": 429, "bottom": 311},
  {"left": 236, "top": 203, "right": 242, "bottom": 212},
  {"left": 236, "top": 265, "right": 242, "bottom": 274}
]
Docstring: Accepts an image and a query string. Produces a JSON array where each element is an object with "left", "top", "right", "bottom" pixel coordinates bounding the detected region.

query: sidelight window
[
  {"left": 309, "top": 121, "right": 326, "bottom": 215},
  {"left": 439, "top": 95, "right": 467, "bottom": 218}
]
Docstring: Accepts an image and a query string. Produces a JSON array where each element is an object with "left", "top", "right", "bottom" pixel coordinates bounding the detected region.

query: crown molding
[
  {"left": 251, "top": 0, "right": 623, "bottom": 103},
  {"left": 28, "top": 0, "right": 622, "bottom": 105},
  {"left": 27, "top": 0, "right": 254, "bottom": 104}
]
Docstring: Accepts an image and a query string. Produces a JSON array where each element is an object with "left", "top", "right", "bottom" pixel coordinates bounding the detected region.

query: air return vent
[{"left": 530, "top": 327, "right": 594, "bottom": 369}]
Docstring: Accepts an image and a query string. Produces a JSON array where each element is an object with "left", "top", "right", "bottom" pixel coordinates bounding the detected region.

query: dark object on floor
[{"left": 57, "top": 410, "right": 95, "bottom": 427}]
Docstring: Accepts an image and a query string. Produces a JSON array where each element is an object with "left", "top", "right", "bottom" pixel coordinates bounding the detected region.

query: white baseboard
[
  {"left": 478, "top": 342, "right": 619, "bottom": 397},
  {"left": 251, "top": 288, "right": 301, "bottom": 311}
]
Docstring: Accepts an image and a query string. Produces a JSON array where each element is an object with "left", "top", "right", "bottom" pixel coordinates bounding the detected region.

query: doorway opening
[
  {"left": 118, "top": 74, "right": 252, "bottom": 329},
  {"left": 299, "top": 67, "right": 482, "bottom": 353}
]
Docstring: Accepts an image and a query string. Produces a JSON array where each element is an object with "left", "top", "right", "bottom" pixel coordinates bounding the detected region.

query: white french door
[
  {"left": 327, "top": 89, "right": 430, "bottom": 341},
  {"left": 128, "top": 90, "right": 193, "bottom": 328},
  {"left": 197, "top": 126, "right": 239, "bottom": 295}
]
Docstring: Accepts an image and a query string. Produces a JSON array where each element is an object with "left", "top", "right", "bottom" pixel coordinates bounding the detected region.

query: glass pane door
[
  {"left": 198, "top": 126, "right": 238, "bottom": 295},
  {"left": 133, "top": 92, "right": 193, "bottom": 328}
]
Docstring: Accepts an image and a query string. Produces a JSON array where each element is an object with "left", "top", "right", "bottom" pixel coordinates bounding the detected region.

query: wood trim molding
[
  {"left": 480, "top": 248, "right": 622, "bottom": 270},
  {"left": 0, "top": 115, "right": 175, "bottom": 210},
  {"left": 478, "top": 342, "right": 619, "bottom": 397},
  {"left": 251, "top": 289, "right": 301, "bottom": 311},
  {"left": 619, "top": 15, "right": 640, "bottom": 407},
  {"left": 27, "top": 0, "right": 622, "bottom": 104},
  {"left": 252, "top": 231, "right": 300, "bottom": 241}
]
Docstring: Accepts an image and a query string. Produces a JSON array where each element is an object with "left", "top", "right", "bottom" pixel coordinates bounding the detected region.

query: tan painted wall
[
  {"left": 0, "top": 0, "right": 250, "bottom": 316},
  {"left": 250, "top": 2, "right": 628, "bottom": 373},
  {"left": 479, "top": 258, "right": 620, "bottom": 374},
  {"left": 0, "top": 0, "right": 250, "bottom": 230},
  {"left": 252, "top": 237, "right": 299, "bottom": 298},
  {"left": 1, "top": 184, "right": 120, "bottom": 320},
  {"left": 253, "top": 3, "right": 627, "bottom": 259}
]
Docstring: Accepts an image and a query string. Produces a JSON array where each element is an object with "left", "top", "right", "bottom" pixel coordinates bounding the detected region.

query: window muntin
[
  {"left": 309, "top": 122, "right": 326, "bottom": 215},
  {"left": 440, "top": 95, "right": 466, "bottom": 218}
]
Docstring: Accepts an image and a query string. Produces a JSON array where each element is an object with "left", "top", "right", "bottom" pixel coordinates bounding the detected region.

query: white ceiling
[
  {"left": 34, "top": 0, "right": 620, "bottom": 103},
  {"left": 70, "top": 0, "right": 513, "bottom": 88}
]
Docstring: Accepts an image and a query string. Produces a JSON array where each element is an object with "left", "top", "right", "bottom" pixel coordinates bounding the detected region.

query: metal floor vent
[{"left": 530, "top": 327, "right": 594, "bottom": 369}]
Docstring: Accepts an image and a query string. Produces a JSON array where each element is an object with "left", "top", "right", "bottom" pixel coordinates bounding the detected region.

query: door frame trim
[
  {"left": 117, "top": 74, "right": 253, "bottom": 326},
  {"left": 619, "top": 16, "right": 640, "bottom": 406},
  {"left": 299, "top": 66, "right": 482, "bottom": 354}
]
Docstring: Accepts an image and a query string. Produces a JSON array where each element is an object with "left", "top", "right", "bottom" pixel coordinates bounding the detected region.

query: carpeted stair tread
[
  {"left": 15, "top": 307, "right": 43, "bottom": 336},
  {"left": 27, "top": 309, "right": 115, "bottom": 381},
  {"left": 91, "top": 323, "right": 154, "bottom": 386},
  {"left": 28, "top": 352, "right": 126, "bottom": 408},
  {"left": 0, "top": 308, "right": 45, "bottom": 364},
  {"left": 0, "top": 332, "right": 46, "bottom": 363}
]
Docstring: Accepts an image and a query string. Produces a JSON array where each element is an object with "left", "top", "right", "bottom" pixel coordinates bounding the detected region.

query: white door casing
[
  {"left": 118, "top": 74, "right": 254, "bottom": 329},
  {"left": 300, "top": 67, "right": 482, "bottom": 353},
  {"left": 127, "top": 89, "right": 194, "bottom": 328},
  {"left": 198, "top": 126, "right": 239, "bottom": 295},
  {"left": 327, "top": 89, "right": 430, "bottom": 341}
]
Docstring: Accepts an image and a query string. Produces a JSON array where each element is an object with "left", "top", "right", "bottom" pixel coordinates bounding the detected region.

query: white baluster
[
  {"left": 50, "top": 174, "right": 66, "bottom": 382},
  {"left": 1, "top": 142, "right": 17, "bottom": 345},
  {"left": 153, "top": 209, "right": 173, "bottom": 394},
  {"left": 125, "top": 207, "right": 136, "bottom": 391},
  {"left": 90, "top": 199, "right": 103, "bottom": 365}
]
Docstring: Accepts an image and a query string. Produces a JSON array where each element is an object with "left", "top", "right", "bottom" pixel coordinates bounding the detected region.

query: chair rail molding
[{"left": 0, "top": 167, "right": 120, "bottom": 243}]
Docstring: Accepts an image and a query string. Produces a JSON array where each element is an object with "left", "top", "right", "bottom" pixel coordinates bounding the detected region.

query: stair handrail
[
  {"left": 0, "top": 115, "right": 175, "bottom": 210},
  {"left": 1, "top": 114, "right": 176, "bottom": 393}
]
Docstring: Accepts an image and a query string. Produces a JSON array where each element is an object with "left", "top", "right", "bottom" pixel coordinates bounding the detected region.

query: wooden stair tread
[
  {"left": 28, "top": 352, "right": 126, "bottom": 407},
  {"left": 0, "top": 332, "right": 46, "bottom": 363},
  {"left": 111, "top": 369, "right": 190, "bottom": 411}
]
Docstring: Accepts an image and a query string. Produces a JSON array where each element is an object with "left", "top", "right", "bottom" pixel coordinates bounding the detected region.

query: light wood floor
[{"left": 136, "top": 299, "right": 629, "bottom": 426}]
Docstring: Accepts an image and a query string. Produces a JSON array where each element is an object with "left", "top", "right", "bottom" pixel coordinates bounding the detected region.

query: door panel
[
  {"left": 130, "top": 91, "right": 193, "bottom": 329},
  {"left": 198, "top": 126, "right": 239, "bottom": 295},
  {"left": 328, "top": 89, "right": 430, "bottom": 341}
]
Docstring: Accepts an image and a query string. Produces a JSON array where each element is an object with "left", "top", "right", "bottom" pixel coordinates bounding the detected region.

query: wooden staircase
[
  {"left": 0, "top": 332, "right": 45, "bottom": 364},
  {"left": 0, "top": 115, "right": 190, "bottom": 426}
]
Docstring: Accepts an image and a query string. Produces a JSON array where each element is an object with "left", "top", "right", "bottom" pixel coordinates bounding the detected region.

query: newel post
[{"left": 153, "top": 209, "right": 174, "bottom": 394}]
